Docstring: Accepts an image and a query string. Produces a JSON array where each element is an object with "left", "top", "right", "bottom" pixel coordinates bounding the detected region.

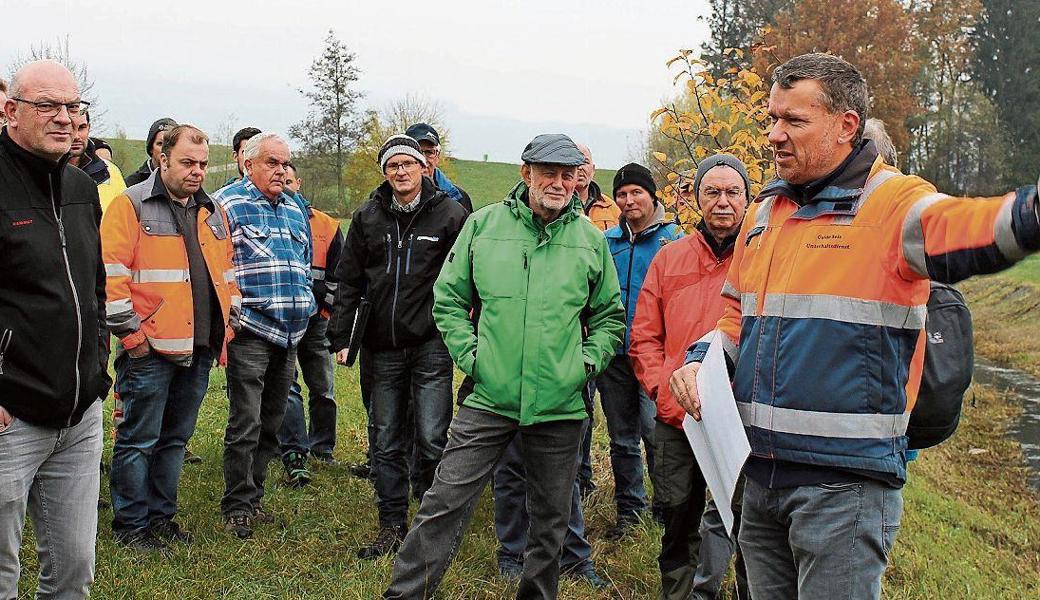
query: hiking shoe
[
  {"left": 115, "top": 528, "right": 170, "bottom": 553},
  {"left": 183, "top": 448, "right": 203, "bottom": 464},
  {"left": 602, "top": 517, "right": 640, "bottom": 542},
  {"left": 357, "top": 525, "right": 406, "bottom": 560},
  {"left": 150, "top": 519, "right": 194, "bottom": 544},
  {"left": 349, "top": 461, "right": 373, "bottom": 479},
  {"left": 566, "top": 568, "right": 609, "bottom": 589},
  {"left": 498, "top": 562, "right": 523, "bottom": 582},
  {"left": 252, "top": 505, "right": 275, "bottom": 524},
  {"left": 224, "top": 514, "right": 253, "bottom": 539},
  {"left": 312, "top": 452, "right": 337, "bottom": 465},
  {"left": 283, "top": 451, "right": 312, "bottom": 488}
]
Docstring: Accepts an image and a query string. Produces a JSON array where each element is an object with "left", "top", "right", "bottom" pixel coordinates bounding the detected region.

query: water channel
[{"left": 972, "top": 357, "right": 1040, "bottom": 489}]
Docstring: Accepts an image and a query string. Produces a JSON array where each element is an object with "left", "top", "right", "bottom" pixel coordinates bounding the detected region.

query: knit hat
[
  {"left": 146, "top": 117, "right": 177, "bottom": 151},
  {"left": 377, "top": 134, "right": 427, "bottom": 173},
  {"left": 692, "top": 154, "right": 750, "bottom": 203},
  {"left": 613, "top": 162, "right": 658, "bottom": 203}
]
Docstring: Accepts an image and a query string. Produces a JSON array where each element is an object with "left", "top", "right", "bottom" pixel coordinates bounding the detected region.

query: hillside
[{"left": 101, "top": 139, "right": 617, "bottom": 208}]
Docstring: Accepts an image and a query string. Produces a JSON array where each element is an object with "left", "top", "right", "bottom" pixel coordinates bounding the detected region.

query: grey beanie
[
  {"left": 692, "top": 154, "right": 751, "bottom": 203},
  {"left": 377, "top": 134, "right": 427, "bottom": 173}
]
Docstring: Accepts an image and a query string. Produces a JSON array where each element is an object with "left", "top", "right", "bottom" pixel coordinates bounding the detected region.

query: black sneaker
[
  {"left": 311, "top": 452, "right": 337, "bottom": 465},
  {"left": 498, "top": 562, "right": 523, "bottom": 582},
  {"left": 183, "top": 448, "right": 203, "bottom": 464},
  {"left": 565, "top": 568, "right": 609, "bottom": 589},
  {"left": 602, "top": 516, "right": 640, "bottom": 542},
  {"left": 357, "top": 525, "right": 406, "bottom": 560},
  {"left": 348, "top": 461, "right": 372, "bottom": 480},
  {"left": 283, "top": 451, "right": 312, "bottom": 488},
  {"left": 224, "top": 514, "right": 253, "bottom": 539},
  {"left": 150, "top": 519, "right": 194, "bottom": 544},
  {"left": 115, "top": 528, "right": 170, "bottom": 553}
]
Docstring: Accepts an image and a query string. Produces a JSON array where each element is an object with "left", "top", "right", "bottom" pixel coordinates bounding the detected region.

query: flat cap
[{"left": 520, "top": 134, "right": 584, "bottom": 166}]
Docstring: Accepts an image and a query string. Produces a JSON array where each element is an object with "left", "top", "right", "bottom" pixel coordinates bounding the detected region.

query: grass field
[{"left": 14, "top": 159, "right": 1040, "bottom": 598}]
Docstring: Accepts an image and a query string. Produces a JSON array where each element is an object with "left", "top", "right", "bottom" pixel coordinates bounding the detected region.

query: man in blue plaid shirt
[{"left": 213, "top": 132, "right": 315, "bottom": 539}]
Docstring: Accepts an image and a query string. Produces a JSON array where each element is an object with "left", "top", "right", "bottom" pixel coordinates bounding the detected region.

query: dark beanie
[
  {"left": 146, "top": 117, "right": 177, "bottom": 151},
  {"left": 613, "top": 162, "right": 657, "bottom": 202},
  {"left": 692, "top": 154, "right": 751, "bottom": 202}
]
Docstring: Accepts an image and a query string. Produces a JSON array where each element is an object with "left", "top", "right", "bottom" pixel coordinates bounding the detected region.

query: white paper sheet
[{"left": 682, "top": 332, "right": 750, "bottom": 536}]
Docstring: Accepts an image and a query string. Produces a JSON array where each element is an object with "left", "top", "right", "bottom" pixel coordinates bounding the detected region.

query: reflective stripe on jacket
[
  {"left": 630, "top": 227, "right": 732, "bottom": 429},
  {"left": 307, "top": 206, "right": 343, "bottom": 319},
  {"left": 102, "top": 171, "right": 240, "bottom": 366},
  {"left": 688, "top": 147, "right": 1040, "bottom": 482},
  {"left": 605, "top": 203, "right": 684, "bottom": 353}
]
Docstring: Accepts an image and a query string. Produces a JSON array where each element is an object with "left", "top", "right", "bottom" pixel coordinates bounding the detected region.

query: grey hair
[
  {"left": 7, "top": 72, "right": 22, "bottom": 99},
  {"left": 773, "top": 53, "right": 869, "bottom": 145},
  {"left": 862, "top": 118, "right": 897, "bottom": 167},
  {"left": 241, "top": 132, "right": 288, "bottom": 162}
]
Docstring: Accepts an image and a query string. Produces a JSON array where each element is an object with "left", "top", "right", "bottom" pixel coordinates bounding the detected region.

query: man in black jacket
[
  {"left": 0, "top": 60, "right": 110, "bottom": 600},
  {"left": 124, "top": 117, "right": 176, "bottom": 186},
  {"left": 328, "top": 134, "right": 468, "bottom": 560}
]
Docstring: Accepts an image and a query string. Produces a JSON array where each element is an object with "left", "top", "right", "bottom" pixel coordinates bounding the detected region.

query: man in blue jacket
[{"left": 600, "top": 163, "right": 683, "bottom": 540}]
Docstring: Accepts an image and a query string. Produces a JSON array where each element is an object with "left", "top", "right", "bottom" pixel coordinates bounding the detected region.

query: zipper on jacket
[
  {"left": 385, "top": 233, "right": 392, "bottom": 274},
  {"left": 391, "top": 221, "right": 403, "bottom": 347},
  {"left": 523, "top": 250, "right": 528, "bottom": 270},
  {"left": 0, "top": 329, "right": 11, "bottom": 375},
  {"left": 51, "top": 175, "right": 83, "bottom": 427},
  {"left": 405, "top": 233, "right": 414, "bottom": 274}
]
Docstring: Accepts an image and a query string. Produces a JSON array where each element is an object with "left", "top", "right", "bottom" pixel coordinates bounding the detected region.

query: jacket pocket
[{"left": 241, "top": 224, "right": 275, "bottom": 259}]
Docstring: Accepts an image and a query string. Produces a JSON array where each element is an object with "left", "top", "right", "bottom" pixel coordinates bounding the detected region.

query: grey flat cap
[{"left": 520, "top": 134, "right": 585, "bottom": 166}]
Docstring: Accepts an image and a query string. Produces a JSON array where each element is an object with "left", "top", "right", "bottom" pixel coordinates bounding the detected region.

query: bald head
[
  {"left": 575, "top": 143, "right": 595, "bottom": 196},
  {"left": 5, "top": 60, "right": 81, "bottom": 161}
]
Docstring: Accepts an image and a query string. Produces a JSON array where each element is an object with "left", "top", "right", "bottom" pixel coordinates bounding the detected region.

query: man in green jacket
[{"left": 384, "top": 134, "right": 625, "bottom": 600}]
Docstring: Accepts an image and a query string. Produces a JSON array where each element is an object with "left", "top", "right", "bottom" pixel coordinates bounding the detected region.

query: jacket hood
[
  {"left": 758, "top": 139, "right": 879, "bottom": 206},
  {"left": 504, "top": 181, "right": 582, "bottom": 230}
]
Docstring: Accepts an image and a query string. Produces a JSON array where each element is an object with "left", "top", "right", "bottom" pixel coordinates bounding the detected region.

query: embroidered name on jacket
[{"left": 805, "top": 233, "right": 851, "bottom": 250}]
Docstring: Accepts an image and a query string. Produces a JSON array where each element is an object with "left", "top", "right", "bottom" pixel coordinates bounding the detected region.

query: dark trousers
[
  {"left": 277, "top": 317, "right": 337, "bottom": 458},
  {"left": 493, "top": 419, "right": 593, "bottom": 575},
  {"left": 597, "top": 355, "right": 656, "bottom": 519},
  {"left": 110, "top": 348, "right": 212, "bottom": 534},
  {"left": 384, "top": 406, "right": 584, "bottom": 600},
  {"left": 367, "top": 337, "right": 454, "bottom": 527},
  {"left": 221, "top": 329, "right": 297, "bottom": 517}
]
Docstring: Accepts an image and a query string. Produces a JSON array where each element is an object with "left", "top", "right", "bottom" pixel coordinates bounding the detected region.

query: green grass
[
  {"left": 1001, "top": 255, "right": 1040, "bottom": 285},
  {"left": 102, "top": 138, "right": 235, "bottom": 193}
]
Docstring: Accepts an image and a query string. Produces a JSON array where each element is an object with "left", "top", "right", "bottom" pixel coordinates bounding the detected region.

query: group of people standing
[{"left": 2, "top": 50, "right": 1040, "bottom": 600}]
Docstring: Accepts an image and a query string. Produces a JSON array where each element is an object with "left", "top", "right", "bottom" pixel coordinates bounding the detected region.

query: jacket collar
[
  {"left": 0, "top": 125, "right": 70, "bottom": 197},
  {"left": 74, "top": 140, "right": 110, "bottom": 185},
  {"left": 582, "top": 181, "right": 604, "bottom": 212},
  {"left": 609, "top": 201, "right": 668, "bottom": 242},
  {"left": 372, "top": 176, "right": 443, "bottom": 213},
  {"left": 757, "top": 140, "right": 879, "bottom": 220},
  {"left": 505, "top": 181, "right": 581, "bottom": 233},
  {"left": 695, "top": 220, "right": 737, "bottom": 260}
]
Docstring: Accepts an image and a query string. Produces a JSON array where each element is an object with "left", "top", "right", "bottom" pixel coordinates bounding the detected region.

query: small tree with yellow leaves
[{"left": 649, "top": 48, "right": 775, "bottom": 230}]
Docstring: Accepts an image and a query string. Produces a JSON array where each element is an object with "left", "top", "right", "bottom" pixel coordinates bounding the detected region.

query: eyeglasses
[
  {"left": 420, "top": 148, "right": 440, "bottom": 158},
  {"left": 12, "top": 98, "right": 90, "bottom": 118},
  {"left": 701, "top": 187, "right": 746, "bottom": 201},
  {"left": 385, "top": 159, "right": 421, "bottom": 174}
]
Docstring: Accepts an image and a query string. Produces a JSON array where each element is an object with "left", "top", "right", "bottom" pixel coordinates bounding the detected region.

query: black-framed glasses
[
  {"left": 11, "top": 98, "right": 90, "bottom": 118},
  {"left": 385, "top": 159, "right": 421, "bottom": 174},
  {"left": 421, "top": 148, "right": 440, "bottom": 158}
]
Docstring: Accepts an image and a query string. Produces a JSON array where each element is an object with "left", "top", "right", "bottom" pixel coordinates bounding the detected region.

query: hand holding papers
[{"left": 682, "top": 332, "right": 750, "bottom": 536}]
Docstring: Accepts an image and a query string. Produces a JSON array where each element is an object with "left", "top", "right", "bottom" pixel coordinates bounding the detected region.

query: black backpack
[{"left": 908, "top": 282, "right": 974, "bottom": 450}]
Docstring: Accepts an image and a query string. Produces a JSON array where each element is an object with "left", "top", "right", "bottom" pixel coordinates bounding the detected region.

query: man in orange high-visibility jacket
[
  {"left": 102, "top": 125, "right": 240, "bottom": 552},
  {"left": 670, "top": 53, "right": 1040, "bottom": 600},
  {"left": 276, "top": 163, "right": 343, "bottom": 487}
]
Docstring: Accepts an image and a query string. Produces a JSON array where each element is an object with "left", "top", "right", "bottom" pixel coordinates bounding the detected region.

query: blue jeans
[
  {"left": 0, "top": 401, "right": 102, "bottom": 599},
  {"left": 597, "top": 355, "right": 656, "bottom": 519},
  {"left": 110, "top": 348, "right": 212, "bottom": 534},
  {"left": 385, "top": 407, "right": 583, "bottom": 600},
  {"left": 277, "top": 317, "right": 336, "bottom": 458},
  {"left": 368, "top": 336, "right": 454, "bottom": 527},
  {"left": 739, "top": 476, "right": 903, "bottom": 599},
  {"left": 493, "top": 419, "right": 592, "bottom": 575}
]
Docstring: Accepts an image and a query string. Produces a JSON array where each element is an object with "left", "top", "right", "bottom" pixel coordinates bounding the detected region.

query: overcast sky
[{"left": 1, "top": 0, "right": 712, "bottom": 167}]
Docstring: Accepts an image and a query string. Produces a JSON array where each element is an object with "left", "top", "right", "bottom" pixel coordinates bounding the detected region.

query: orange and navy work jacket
[
  {"left": 102, "top": 171, "right": 241, "bottom": 366},
  {"left": 583, "top": 182, "right": 621, "bottom": 231},
  {"left": 306, "top": 202, "right": 344, "bottom": 319},
  {"left": 686, "top": 143, "right": 1040, "bottom": 483},
  {"left": 630, "top": 226, "right": 734, "bottom": 430}
]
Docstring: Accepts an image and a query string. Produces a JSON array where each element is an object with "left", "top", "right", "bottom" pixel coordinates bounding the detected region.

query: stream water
[{"left": 971, "top": 357, "right": 1040, "bottom": 489}]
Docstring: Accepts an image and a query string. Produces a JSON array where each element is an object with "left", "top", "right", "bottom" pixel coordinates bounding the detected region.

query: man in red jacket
[{"left": 630, "top": 154, "right": 750, "bottom": 600}]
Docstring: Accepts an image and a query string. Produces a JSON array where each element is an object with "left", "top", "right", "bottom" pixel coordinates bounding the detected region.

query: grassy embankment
[{"left": 14, "top": 162, "right": 1040, "bottom": 598}]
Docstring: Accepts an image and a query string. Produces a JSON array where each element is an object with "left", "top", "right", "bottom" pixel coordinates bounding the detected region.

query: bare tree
[
  {"left": 9, "top": 36, "right": 105, "bottom": 132},
  {"left": 380, "top": 93, "right": 452, "bottom": 153}
]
